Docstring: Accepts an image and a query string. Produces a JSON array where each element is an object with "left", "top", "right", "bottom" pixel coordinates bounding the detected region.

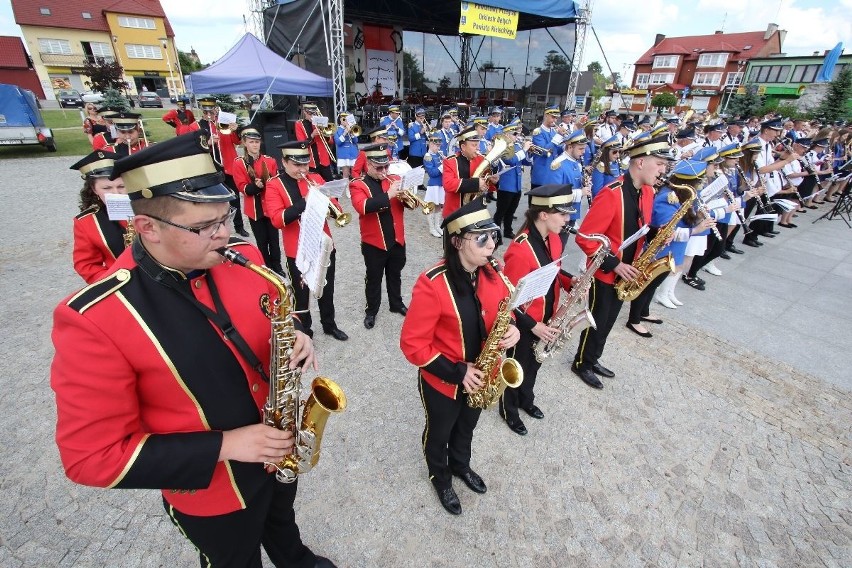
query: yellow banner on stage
[{"left": 458, "top": 2, "right": 519, "bottom": 40}]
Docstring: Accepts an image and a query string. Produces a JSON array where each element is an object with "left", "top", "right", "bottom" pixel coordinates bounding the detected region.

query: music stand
[{"left": 812, "top": 160, "right": 852, "bottom": 228}]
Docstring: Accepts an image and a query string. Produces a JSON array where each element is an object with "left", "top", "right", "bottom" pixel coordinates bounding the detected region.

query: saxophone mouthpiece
[{"left": 217, "top": 247, "right": 250, "bottom": 267}]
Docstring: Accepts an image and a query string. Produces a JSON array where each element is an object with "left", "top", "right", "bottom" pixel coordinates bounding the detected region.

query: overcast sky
[{"left": 1, "top": 0, "right": 850, "bottom": 88}]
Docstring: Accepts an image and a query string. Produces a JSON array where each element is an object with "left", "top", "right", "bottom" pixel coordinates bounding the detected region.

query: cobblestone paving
[{"left": 1, "top": 157, "right": 849, "bottom": 567}]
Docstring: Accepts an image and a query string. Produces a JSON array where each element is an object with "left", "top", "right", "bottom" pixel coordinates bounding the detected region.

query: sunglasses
[
  {"left": 372, "top": 164, "right": 390, "bottom": 171},
  {"left": 467, "top": 230, "right": 500, "bottom": 247}
]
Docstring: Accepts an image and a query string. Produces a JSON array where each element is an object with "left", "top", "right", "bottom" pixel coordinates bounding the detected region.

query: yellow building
[{"left": 11, "top": 0, "right": 184, "bottom": 100}]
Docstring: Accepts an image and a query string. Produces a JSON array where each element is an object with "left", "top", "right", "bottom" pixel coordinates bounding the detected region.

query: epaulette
[
  {"left": 514, "top": 233, "right": 528, "bottom": 244},
  {"left": 66, "top": 269, "right": 132, "bottom": 314},
  {"left": 604, "top": 180, "right": 622, "bottom": 192},
  {"left": 224, "top": 236, "right": 252, "bottom": 248},
  {"left": 423, "top": 154, "right": 432, "bottom": 162},
  {"left": 532, "top": 127, "right": 541, "bottom": 136},
  {"left": 425, "top": 264, "right": 447, "bottom": 281},
  {"left": 75, "top": 204, "right": 100, "bottom": 220},
  {"left": 595, "top": 161, "right": 606, "bottom": 173}
]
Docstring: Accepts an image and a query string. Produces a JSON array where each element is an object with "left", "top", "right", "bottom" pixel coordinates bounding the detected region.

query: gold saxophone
[
  {"left": 533, "top": 232, "right": 610, "bottom": 363},
  {"left": 466, "top": 257, "right": 524, "bottom": 410},
  {"left": 614, "top": 183, "right": 696, "bottom": 302},
  {"left": 123, "top": 218, "right": 136, "bottom": 248},
  {"left": 217, "top": 247, "right": 347, "bottom": 483}
]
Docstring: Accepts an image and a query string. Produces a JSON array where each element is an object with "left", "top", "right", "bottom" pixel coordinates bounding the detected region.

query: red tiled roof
[
  {"left": 0, "top": 36, "right": 31, "bottom": 69},
  {"left": 11, "top": 0, "right": 174, "bottom": 36},
  {"left": 636, "top": 31, "right": 774, "bottom": 64}
]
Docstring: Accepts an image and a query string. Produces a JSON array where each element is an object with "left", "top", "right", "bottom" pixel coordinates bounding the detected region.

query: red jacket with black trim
[
  {"left": 349, "top": 174, "right": 406, "bottom": 250},
  {"left": 72, "top": 206, "right": 127, "bottom": 284},
  {"left": 263, "top": 173, "right": 337, "bottom": 258},
  {"left": 232, "top": 155, "right": 279, "bottom": 221},
  {"left": 294, "top": 119, "right": 333, "bottom": 168},
  {"left": 441, "top": 154, "right": 496, "bottom": 218},
  {"left": 502, "top": 230, "right": 572, "bottom": 325},
  {"left": 400, "top": 261, "right": 509, "bottom": 399}
]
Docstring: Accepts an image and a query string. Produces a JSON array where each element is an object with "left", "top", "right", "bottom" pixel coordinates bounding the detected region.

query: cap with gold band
[
  {"left": 742, "top": 137, "right": 763, "bottom": 152},
  {"left": 364, "top": 143, "right": 390, "bottom": 164},
  {"left": 277, "top": 140, "right": 311, "bottom": 164},
  {"left": 650, "top": 123, "right": 668, "bottom": 138},
  {"left": 693, "top": 146, "right": 722, "bottom": 164},
  {"left": 110, "top": 131, "right": 233, "bottom": 202},
  {"left": 112, "top": 112, "right": 141, "bottom": 131},
  {"left": 388, "top": 105, "right": 401, "bottom": 113},
  {"left": 528, "top": 184, "right": 576, "bottom": 214},
  {"left": 198, "top": 97, "right": 217, "bottom": 109},
  {"left": 472, "top": 116, "right": 488, "bottom": 126},
  {"left": 442, "top": 198, "right": 498, "bottom": 235},
  {"left": 302, "top": 101, "right": 319, "bottom": 113},
  {"left": 239, "top": 127, "right": 262, "bottom": 139},
  {"left": 70, "top": 150, "right": 118, "bottom": 178},
  {"left": 544, "top": 104, "right": 560, "bottom": 116},
  {"left": 427, "top": 131, "right": 442, "bottom": 143},
  {"left": 671, "top": 160, "right": 707, "bottom": 180},
  {"left": 456, "top": 126, "right": 480, "bottom": 143},
  {"left": 718, "top": 142, "right": 743, "bottom": 159},
  {"left": 626, "top": 135, "right": 675, "bottom": 160},
  {"left": 366, "top": 126, "right": 388, "bottom": 139},
  {"left": 564, "top": 130, "right": 587, "bottom": 145}
]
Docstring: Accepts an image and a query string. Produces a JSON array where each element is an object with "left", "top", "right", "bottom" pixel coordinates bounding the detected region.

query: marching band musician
[
  {"left": 352, "top": 127, "right": 391, "bottom": 179},
  {"left": 771, "top": 142, "right": 806, "bottom": 229},
  {"left": 739, "top": 137, "right": 767, "bottom": 248},
  {"left": 721, "top": 120, "right": 746, "bottom": 145},
  {"left": 754, "top": 118, "right": 798, "bottom": 238},
  {"left": 423, "top": 132, "right": 446, "bottom": 237},
  {"left": 162, "top": 98, "right": 198, "bottom": 136},
  {"left": 231, "top": 127, "right": 283, "bottom": 275},
  {"left": 442, "top": 126, "right": 499, "bottom": 218},
  {"left": 51, "top": 132, "right": 335, "bottom": 568},
  {"left": 591, "top": 135, "right": 623, "bottom": 200},
  {"left": 530, "top": 105, "right": 566, "bottom": 189},
  {"left": 553, "top": 130, "right": 592, "bottom": 227},
  {"left": 472, "top": 116, "right": 491, "bottom": 154},
  {"left": 485, "top": 107, "right": 503, "bottom": 141},
  {"left": 581, "top": 121, "right": 598, "bottom": 166},
  {"left": 350, "top": 143, "right": 410, "bottom": 330},
  {"left": 571, "top": 135, "right": 673, "bottom": 389},
  {"left": 70, "top": 150, "right": 128, "bottom": 283},
  {"left": 703, "top": 122, "right": 725, "bottom": 150},
  {"left": 616, "top": 119, "right": 636, "bottom": 145},
  {"left": 673, "top": 126, "right": 700, "bottom": 160},
  {"left": 665, "top": 117, "right": 681, "bottom": 146},
  {"left": 493, "top": 119, "right": 532, "bottom": 239},
  {"left": 385, "top": 132, "right": 401, "bottom": 160},
  {"left": 104, "top": 112, "right": 149, "bottom": 157},
  {"left": 91, "top": 106, "right": 122, "bottom": 150},
  {"left": 197, "top": 98, "right": 249, "bottom": 238},
  {"left": 333, "top": 112, "right": 359, "bottom": 182},
  {"left": 559, "top": 108, "right": 576, "bottom": 134},
  {"left": 680, "top": 146, "right": 725, "bottom": 291},
  {"left": 447, "top": 107, "right": 462, "bottom": 135},
  {"left": 438, "top": 113, "right": 456, "bottom": 156},
  {"left": 400, "top": 199, "right": 520, "bottom": 515},
  {"left": 499, "top": 184, "right": 575, "bottom": 436},
  {"left": 406, "top": 107, "right": 429, "bottom": 170},
  {"left": 263, "top": 141, "right": 349, "bottom": 342},
  {"left": 380, "top": 104, "right": 406, "bottom": 160},
  {"left": 294, "top": 102, "right": 336, "bottom": 182},
  {"left": 594, "top": 110, "right": 619, "bottom": 144}
]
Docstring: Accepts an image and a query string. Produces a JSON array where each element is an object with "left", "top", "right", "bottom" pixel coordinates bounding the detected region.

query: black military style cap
[
  {"left": 364, "top": 143, "right": 390, "bottom": 164},
  {"left": 366, "top": 126, "right": 388, "bottom": 139},
  {"left": 70, "top": 149, "right": 118, "bottom": 178},
  {"left": 112, "top": 112, "right": 142, "bottom": 131},
  {"left": 527, "top": 184, "right": 576, "bottom": 214},
  {"left": 626, "top": 135, "right": 675, "bottom": 161},
  {"left": 110, "top": 131, "right": 233, "bottom": 203},
  {"left": 442, "top": 198, "right": 498, "bottom": 235},
  {"left": 277, "top": 140, "right": 311, "bottom": 164}
]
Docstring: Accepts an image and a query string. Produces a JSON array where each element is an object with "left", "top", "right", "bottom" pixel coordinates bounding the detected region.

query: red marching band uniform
[
  {"left": 294, "top": 119, "right": 334, "bottom": 170},
  {"left": 441, "top": 153, "right": 496, "bottom": 218},
  {"left": 72, "top": 206, "right": 128, "bottom": 284},
  {"left": 231, "top": 154, "right": 279, "bottom": 221},
  {"left": 91, "top": 131, "right": 111, "bottom": 151},
  {"left": 502, "top": 231, "right": 573, "bottom": 321},
  {"left": 262, "top": 172, "right": 337, "bottom": 256},
  {"left": 162, "top": 108, "right": 199, "bottom": 136},
  {"left": 349, "top": 174, "right": 406, "bottom": 249},
  {"left": 351, "top": 146, "right": 393, "bottom": 179}
]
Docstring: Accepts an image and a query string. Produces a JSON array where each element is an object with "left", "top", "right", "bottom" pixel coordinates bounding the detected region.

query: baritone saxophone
[{"left": 217, "top": 247, "right": 346, "bottom": 483}]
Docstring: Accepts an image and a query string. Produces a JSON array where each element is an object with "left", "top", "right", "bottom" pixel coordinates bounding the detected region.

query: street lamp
[
  {"left": 159, "top": 37, "right": 177, "bottom": 101},
  {"left": 544, "top": 50, "right": 558, "bottom": 106}
]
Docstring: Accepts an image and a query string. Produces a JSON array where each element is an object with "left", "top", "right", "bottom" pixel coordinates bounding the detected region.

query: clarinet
[{"left": 722, "top": 168, "right": 750, "bottom": 234}]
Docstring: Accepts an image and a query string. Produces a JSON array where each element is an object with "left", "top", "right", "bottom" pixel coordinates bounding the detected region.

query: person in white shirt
[{"left": 754, "top": 118, "right": 799, "bottom": 235}]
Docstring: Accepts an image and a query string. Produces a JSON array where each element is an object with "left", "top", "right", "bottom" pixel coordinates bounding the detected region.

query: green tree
[
  {"left": 101, "top": 88, "right": 130, "bottom": 111},
  {"left": 726, "top": 85, "right": 765, "bottom": 118},
  {"left": 587, "top": 61, "right": 602, "bottom": 74},
  {"left": 651, "top": 92, "right": 677, "bottom": 112},
  {"left": 213, "top": 94, "right": 237, "bottom": 113},
  {"left": 535, "top": 53, "right": 570, "bottom": 73},
  {"left": 588, "top": 74, "right": 608, "bottom": 115},
  {"left": 178, "top": 50, "right": 203, "bottom": 73},
  {"left": 82, "top": 57, "right": 127, "bottom": 93},
  {"left": 438, "top": 75, "right": 452, "bottom": 95},
  {"left": 816, "top": 67, "right": 852, "bottom": 121},
  {"left": 403, "top": 50, "right": 427, "bottom": 92}
]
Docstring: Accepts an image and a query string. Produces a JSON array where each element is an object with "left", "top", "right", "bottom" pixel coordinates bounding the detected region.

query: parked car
[
  {"left": 231, "top": 94, "right": 252, "bottom": 110},
  {"left": 0, "top": 84, "right": 57, "bottom": 151},
  {"left": 138, "top": 92, "right": 163, "bottom": 108},
  {"left": 58, "top": 89, "right": 84, "bottom": 108},
  {"left": 81, "top": 91, "right": 104, "bottom": 104}
]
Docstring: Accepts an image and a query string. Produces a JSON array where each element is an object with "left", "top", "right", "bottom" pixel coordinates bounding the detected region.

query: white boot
[
  {"left": 654, "top": 276, "right": 677, "bottom": 309},
  {"left": 429, "top": 212, "right": 443, "bottom": 237},
  {"left": 703, "top": 261, "right": 722, "bottom": 276},
  {"left": 668, "top": 272, "right": 684, "bottom": 306}
]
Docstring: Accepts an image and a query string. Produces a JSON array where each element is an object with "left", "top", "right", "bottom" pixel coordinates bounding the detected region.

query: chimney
[
  {"left": 654, "top": 34, "right": 665, "bottom": 46},
  {"left": 764, "top": 23, "right": 779, "bottom": 40},
  {"left": 714, "top": 30, "right": 723, "bottom": 35}
]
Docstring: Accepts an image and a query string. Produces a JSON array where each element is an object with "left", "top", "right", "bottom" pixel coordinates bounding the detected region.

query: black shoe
[
  {"left": 363, "top": 314, "right": 376, "bottom": 329},
  {"left": 759, "top": 232, "right": 775, "bottom": 238},
  {"left": 719, "top": 251, "right": 731, "bottom": 260},
  {"left": 454, "top": 469, "right": 487, "bottom": 493},
  {"left": 323, "top": 327, "right": 349, "bottom": 341},
  {"left": 390, "top": 305, "right": 408, "bottom": 316},
  {"left": 695, "top": 276, "right": 706, "bottom": 286},
  {"left": 681, "top": 275, "right": 705, "bottom": 290},
  {"left": 591, "top": 363, "right": 615, "bottom": 378},
  {"left": 523, "top": 405, "right": 544, "bottom": 419},
  {"left": 315, "top": 556, "right": 338, "bottom": 568},
  {"left": 505, "top": 418, "right": 527, "bottom": 435},
  {"left": 504, "top": 230, "right": 515, "bottom": 239},
  {"left": 768, "top": 230, "right": 780, "bottom": 234},
  {"left": 726, "top": 244, "right": 745, "bottom": 254},
  {"left": 435, "top": 486, "right": 461, "bottom": 515},
  {"left": 572, "top": 367, "right": 603, "bottom": 389},
  {"left": 743, "top": 239, "right": 760, "bottom": 248},
  {"left": 626, "top": 322, "right": 653, "bottom": 338},
  {"left": 236, "top": 228, "right": 250, "bottom": 238}
]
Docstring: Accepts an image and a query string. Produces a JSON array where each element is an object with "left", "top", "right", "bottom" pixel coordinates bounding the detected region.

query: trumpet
[
  {"left": 348, "top": 124, "right": 362, "bottom": 137},
  {"left": 528, "top": 144, "right": 552, "bottom": 157},
  {"left": 310, "top": 109, "right": 337, "bottom": 162},
  {"left": 398, "top": 189, "right": 435, "bottom": 214},
  {"left": 300, "top": 173, "right": 351, "bottom": 227}
]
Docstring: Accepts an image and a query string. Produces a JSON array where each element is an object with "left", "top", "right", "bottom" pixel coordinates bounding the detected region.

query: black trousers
[
  {"left": 164, "top": 479, "right": 316, "bottom": 568},
  {"left": 493, "top": 191, "right": 522, "bottom": 235},
  {"left": 224, "top": 174, "right": 245, "bottom": 232},
  {"left": 285, "top": 250, "right": 337, "bottom": 333},
  {"left": 398, "top": 146, "right": 409, "bottom": 161},
  {"left": 418, "top": 374, "right": 481, "bottom": 490},
  {"left": 361, "top": 242, "right": 406, "bottom": 315},
  {"left": 248, "top": 216, "right": 282, "bottom": 273},
  {"left": 500, "top": 327, "right": 541, "bottom": 422},
  {"left": 310, "top": 164, "right": 334, "bottom": 182},
  {"left": 687, "top": 223, "right": 729, "bottom": 278},
  {"left": 744, "top": 197, "right": 775, "bottom": 236},
  {"left": 573, "top": 279, "right": 622, "bottom": 371},
  {"left": 407, "top": 154, "right": 424, "bottom": 169},
  {"left": 627, "top": 271, "right": 667, "bottom": 324}
]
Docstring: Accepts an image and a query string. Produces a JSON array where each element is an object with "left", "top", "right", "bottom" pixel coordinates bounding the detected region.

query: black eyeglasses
[
  {"left": 467, "top": 230, "right": 500, "bottom": 247},
  {"left": 147, "top": 207, "right": 236, "bottom": 239}
]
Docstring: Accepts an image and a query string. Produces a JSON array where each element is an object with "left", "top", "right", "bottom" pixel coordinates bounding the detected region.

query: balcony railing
[{"left": 39, "top": 53, "right": 115, "bottom": 66}]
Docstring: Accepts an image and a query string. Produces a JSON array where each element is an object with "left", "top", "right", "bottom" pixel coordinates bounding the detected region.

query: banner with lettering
[{"left": 458, "top": 2, "right": 519, "bottom": 40}]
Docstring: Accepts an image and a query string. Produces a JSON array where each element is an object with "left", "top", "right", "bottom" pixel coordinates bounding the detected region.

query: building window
[
  {"left": 653, "top": 55, "right": 679, "bottom": 69},
  {"left": 691, "top": 96, "right": 711, "bottom": 111},
  {"left": 831, "top": 64, "right": 848, "bottom": 80},
  {"left": 648, "top": 73, "right": 675, "bottom": 85},
  {"left": 126, "top": 44, "right": 163, "bottom": 59},
  {"left": 766, "top": 65, "right": 791, "bottom": 83},
  {"left": 89, "top": 42, "right": 112, "bottom": 57},
  {"left": 40, "top": 8, "right": 50, "bottom": 15},
  {"left": 791, "top": 64, "right": 820, "bottom": 83},
  {"left": 725, "top": 72, "right": 743, "bottom": 87},
  {"left": 118, "top": 16, "right": 156, "bottom": 29},
  {"left": 82, "top": 12, "right": 91, "bottom": 19},
  {"left": 693, "top": 72, "right": 722, "bottom": 86},
  {"left": 635, "top": 73, "right": 650, "bottom": 88},
  {"left": 38, "top": 38, "right": 71, "bottom": 55},
  {"left": 757, "top": 66, "right": 771, "bottom": 82},
  {"left": 697, "top": 53, "right": 729, "bottom": 68}
]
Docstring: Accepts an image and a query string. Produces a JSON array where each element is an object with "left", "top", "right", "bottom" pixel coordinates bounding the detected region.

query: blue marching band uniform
[{"left": 530, "top": 105, "right": 566, "bottom": 188}]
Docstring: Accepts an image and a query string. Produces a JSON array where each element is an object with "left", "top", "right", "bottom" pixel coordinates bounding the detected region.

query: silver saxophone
[{"left": 533, "top": 231, "right": 610, "bottom": 363}]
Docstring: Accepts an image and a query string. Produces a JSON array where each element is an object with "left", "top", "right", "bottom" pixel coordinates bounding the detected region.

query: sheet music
[
  {"left": 804, "top": 188, "right": 826, "bottom": 201},
  {"left": 401, "top": 166, "right": 425, "bottom": 190},
  {"left": 345, "top": 114, "right": 356, "bottom": 126},
  {"left": 217, "top": 111, "right": 237, "bottom": 125},
  {"left": 311, "top": 116, "right": 329, "bottom": 127},
  {"left": 619, "top": 225, "right": 650, "bottom": 252},
  {"left": 296, "top": 189, "right": 331, "bottom": 298},
  {"left": 704, "top": 197, "right": 728, "bottom": 211},
  {"left": 699, "top": 175, "right": 728, "bottom": 201},
  {"left": 496, "top": 165, "right": 520, "bottom": 177},
  {"left": 104, "top": 193, "right": 133, "bottom": 221},
  {"left": 316, "top": 178, "right": 348, "bottom": 199},
  {"left": 509, "top": 261, "right": 560, "bottom": 310},
  {"left": 774, "top": 199, "right": 798, "bottom": 212},
  {"left": 749, "top": 213, "right": 779, "bottom": 222}
]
